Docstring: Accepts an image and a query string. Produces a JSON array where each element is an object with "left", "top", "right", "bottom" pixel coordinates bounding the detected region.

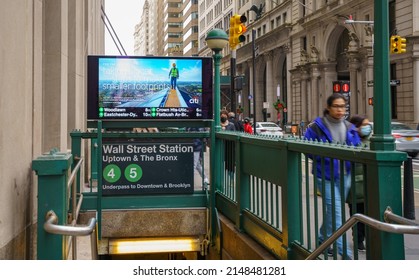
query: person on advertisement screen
[{"left": 169, "top": 63, "right": 180, "bottom": 89}]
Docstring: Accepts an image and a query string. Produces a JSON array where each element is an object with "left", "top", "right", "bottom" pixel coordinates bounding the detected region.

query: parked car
[
  {"left": 255, "top": 122, "right": 284, "bottom": 137},
  {"left": 370, "top": 122, "right": 419, "bottom": 158}
]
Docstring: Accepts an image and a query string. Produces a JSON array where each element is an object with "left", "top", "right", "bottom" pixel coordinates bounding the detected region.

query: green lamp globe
[{"left": 205, "top": 29, "right": 228, "bottom": 51}]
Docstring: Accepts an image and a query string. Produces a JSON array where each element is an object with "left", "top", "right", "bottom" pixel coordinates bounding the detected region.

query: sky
[{"left": 104, "top": 0, "right": 145, "bottom": 55}]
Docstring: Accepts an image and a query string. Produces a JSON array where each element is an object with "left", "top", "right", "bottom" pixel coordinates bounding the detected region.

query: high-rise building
[
  {"left": 135, "top": 0, "right": 199, "bottom": 57},
  {"left": 134, "top": 0, "right": 149, "bottom": 55},
  {"left": 182, "top": 0, "right": 199, "bottom": 56},
  {"left": 135, "top": 0, "right": 165, "bottom": 56},
  {"left": 198, "top": 0, "right": 419, "bottom": 128},
  {"left": 164, "top": 0, "right": 184, "bottom": 56}
]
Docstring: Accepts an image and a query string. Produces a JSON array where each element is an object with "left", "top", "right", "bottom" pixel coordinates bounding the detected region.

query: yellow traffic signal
[
  {"left": 229, "top": 17, "right": 237, "bottom": 49},
  {"left": 399, "top": 37, "right": 407, "bottom": 53},
  {"left": 390, "top": 35, "right": 399, "bottom": 54},
  {"left": 229, "top": 14, "right": 247, "bottom": 50}
]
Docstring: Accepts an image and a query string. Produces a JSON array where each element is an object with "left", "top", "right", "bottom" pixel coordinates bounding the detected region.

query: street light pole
[
  {"left": 205, "top": 29, "right": 228, "bottom": 246},
  {"left": 370, "top": 1, "right": 393, "bottom": 151},
  {"left": 252, "top": 28, "right": 257, "bottom": 134},
  {"left": 231, "top": 50, "right": 236, "bottom": 114}
]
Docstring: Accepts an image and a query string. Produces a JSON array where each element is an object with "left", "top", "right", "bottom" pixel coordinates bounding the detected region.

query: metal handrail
[
  {"left": 44, "top": 210, "right": 98, "bottom": 260},
  {"left": 68, "top": 157, "right": 84, "bottom": 259},
  {"left": 306, "top": 207, "right": 419, "bottom": 260},
  {"left": 43, "top": 156, "right": 98, "bottom": 260}
]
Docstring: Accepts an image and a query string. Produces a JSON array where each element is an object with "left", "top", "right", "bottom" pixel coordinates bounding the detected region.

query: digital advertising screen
[{"left": 87, "top": 55, "right": 213, "bottom": 120}]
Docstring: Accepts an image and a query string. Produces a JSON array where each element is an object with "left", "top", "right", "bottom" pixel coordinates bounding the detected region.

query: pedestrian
[
  {"left": 304, "top": 93, "right": 361, "bottom": 259},
  {"left": 187, "top": 127, "right": 209, "bottom": 186},
  {"left": 243, "top": 117, "right": 253, "bottom": 134},
  {"left": 169, "top": 63, "right": 179, "bottom": 89},
  {"left": 347, "top": 114, "right": 372, "bottom": 252},
  {"left": 228, "top": 112, "right": 242, "bottom": 131},
  {"left": 220, "top": 110, "right": 235, "bottom": 131}
]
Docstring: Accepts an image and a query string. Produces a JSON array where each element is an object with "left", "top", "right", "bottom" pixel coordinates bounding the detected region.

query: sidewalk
[{"left": 404, "top": 192, "right": 419, "bottom": 260}]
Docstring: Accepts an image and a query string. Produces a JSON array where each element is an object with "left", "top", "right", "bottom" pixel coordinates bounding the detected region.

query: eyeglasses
[{"left": 330, "top": 104, "right": 346, "bottom": 109}]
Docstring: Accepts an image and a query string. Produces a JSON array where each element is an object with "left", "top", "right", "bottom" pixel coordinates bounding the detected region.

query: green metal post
[
  {"left": 210, "top": 49, "right": 223, "bottom": 245},
  {"left": 367, "top": 1, "right": 405, "bottom": 259},
  {"left": 370, "top": 1, "right": 394, "bottom": 150},
  {"left": 32, "top": 150, "right": 73, "bottom": 259},
  {"left": 70, "top": 130, "right": 82, "bottom": 194},
  {"left": 284, "top": 149, "right": 302, "bottom": 260},
  {"left": 97, "top": 120, "right": 103, "bottom": 239},
  {"left": 236, "top": 139, "right": 250, "bottom": 230},
  {"left": 206, "top": 29, "right": 228, "bottom": 246}
]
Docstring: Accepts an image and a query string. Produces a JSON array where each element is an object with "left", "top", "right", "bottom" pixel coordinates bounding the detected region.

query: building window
[
  {"left": 224, "top": 0, "right": 232, "bottom": 9},
  {"left": 224, "top": 11, "right": 232, "bottom": 30},
  {"left": 300, "top": 0, "right": 306, "bottom": 17},
  {"left": 389, "top": 0, "right": 396, "bottom": 35},
  {"left": 200, "top": 2, "right": 205, "bottom": 12},
  {"left": 301, "top": 36, "right": 307, "bottom": 51},
  {"left": 390, "top": 63, "right": 397, "bottom": 119}
]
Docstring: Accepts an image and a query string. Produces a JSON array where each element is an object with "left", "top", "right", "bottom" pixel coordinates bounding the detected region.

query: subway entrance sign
[{"left": 101, "top": 140, "right": 194, "bottom": 195}]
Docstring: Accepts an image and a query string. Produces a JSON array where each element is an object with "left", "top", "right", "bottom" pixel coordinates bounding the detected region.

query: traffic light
[
  {"left": 333, "top": 81, "right": 350, "bottom": 94},
  {"left": 390, "top": 35, "right": 407, "bottom": 54},
  {"left": 229, "top": 14, "right": 247, "bottom": 50},
  {"left": 390, "top": 35, "right": 399, "bottom": 54},
  {"left": 399, "top": 36, "right": 407, "bottom": 53}
]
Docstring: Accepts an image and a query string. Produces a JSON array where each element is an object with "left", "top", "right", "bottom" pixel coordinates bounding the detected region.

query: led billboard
[{"left": 87, "top": 56, "right": 213, "bottom": 120}]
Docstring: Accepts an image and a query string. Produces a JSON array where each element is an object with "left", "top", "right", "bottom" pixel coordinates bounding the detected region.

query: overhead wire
[{"left": 101, "top": 4, "right": 127, "bottom": 56}]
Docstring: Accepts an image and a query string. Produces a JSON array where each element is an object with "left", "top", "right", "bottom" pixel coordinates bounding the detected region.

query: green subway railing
[
  {"left": 215, "top": 131, "right": 407, "bottom": 260},
  {"left": 35, "top": 126, "right": 407, "bottom": 260}
]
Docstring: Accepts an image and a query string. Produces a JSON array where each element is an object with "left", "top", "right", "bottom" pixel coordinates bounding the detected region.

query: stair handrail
[
  {"left": 44, "top": 210, "right": 98, "bottom": 260},
  {"left": 306, "top": 207, "right": 419, "bottom": 260}
]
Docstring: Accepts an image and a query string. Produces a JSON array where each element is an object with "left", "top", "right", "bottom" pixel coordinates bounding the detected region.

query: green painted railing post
[
  {"left": 365, "top": 152, "right": 406, "bottom": 259},
  {"left": 284, "top": 147, "right": 302, "bottom": 260},
  {"left": 32, "top": 149, "right": 73, "bottom": 260},
  {"left": 236, "top": 138, "right": 250, "bottom": 230},
  {"left": 70, "top": 130, "right": 82, "bottom": 193}
]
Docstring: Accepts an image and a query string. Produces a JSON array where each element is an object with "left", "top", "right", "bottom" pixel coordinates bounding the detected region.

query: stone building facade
[
  {"left": 200, "top": 0, "right": 418, "bottom": 127},
  {"left": 0, "top": 0, "right": 104, "bottom": 259}
]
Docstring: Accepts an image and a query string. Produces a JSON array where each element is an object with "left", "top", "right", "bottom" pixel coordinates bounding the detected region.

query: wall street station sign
[{"left": 101, "top": 140, "right": 194, "bottom": 195}]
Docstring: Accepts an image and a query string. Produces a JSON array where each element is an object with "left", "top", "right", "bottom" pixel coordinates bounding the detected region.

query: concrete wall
[
  {"left": 0, "top": 0, "right": 104, "bottom": 259},
  {"left": 207, "top": 213, "right": 276, "bottom": 260}
]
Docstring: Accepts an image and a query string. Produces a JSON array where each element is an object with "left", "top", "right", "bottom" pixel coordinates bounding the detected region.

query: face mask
[
  {"left": 360, "top": 125, "right": 372, "bottom": 137},
  {"left": 221, "top": 117, "right": 227, "bottom": 122}
]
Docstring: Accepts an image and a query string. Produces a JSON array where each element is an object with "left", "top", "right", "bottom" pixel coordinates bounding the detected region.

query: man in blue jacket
[{"left": 304, "top": 93, "right": 361, "bottom": 259}]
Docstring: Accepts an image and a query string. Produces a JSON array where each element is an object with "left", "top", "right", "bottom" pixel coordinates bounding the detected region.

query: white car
[
  {"left": 255, "top": 122, "right": 284, "bottom": 136},
  {"left": 370, "top": 122, "right": 419, "bottom": 158}
]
